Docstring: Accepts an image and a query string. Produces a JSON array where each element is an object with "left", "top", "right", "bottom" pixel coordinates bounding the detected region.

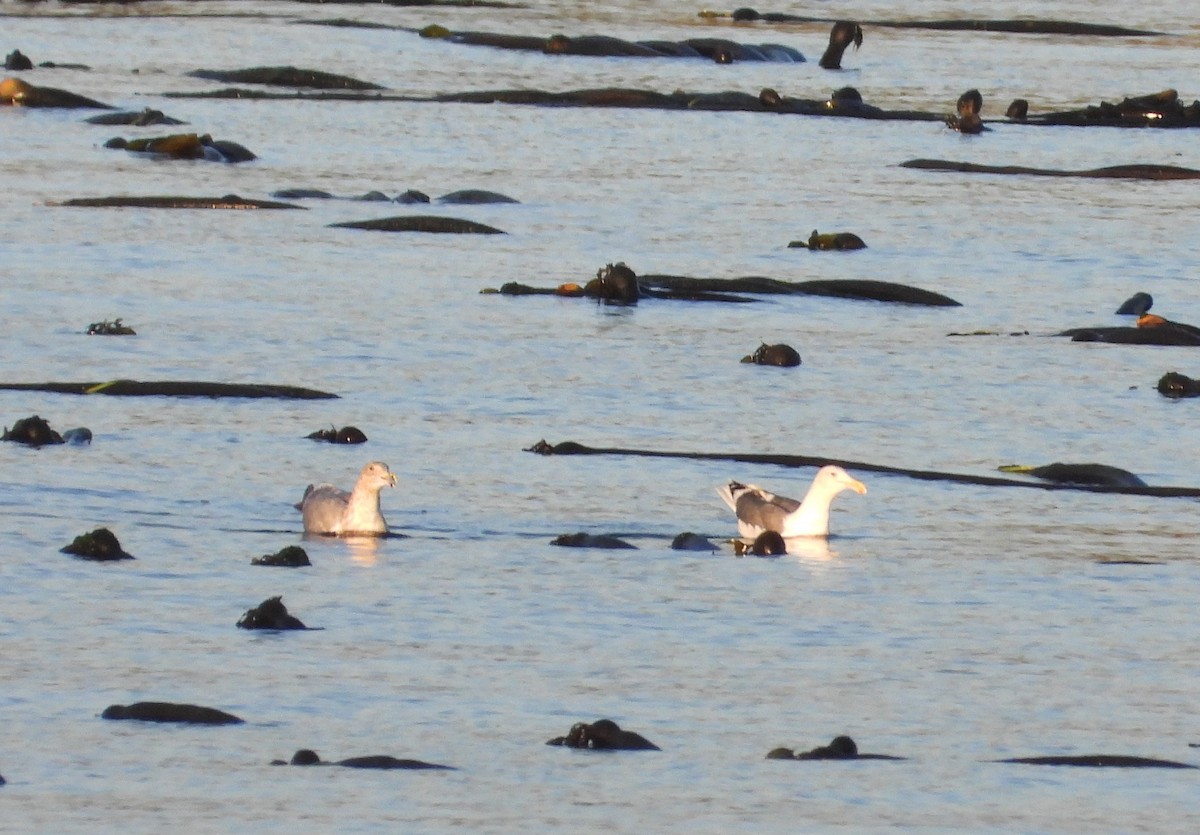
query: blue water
[{"left": 3, "top": 1, "right": 1200, "bottom": 831}]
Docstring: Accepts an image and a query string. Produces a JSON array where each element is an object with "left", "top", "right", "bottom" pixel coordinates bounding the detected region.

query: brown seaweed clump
[
  {"left": 789, "top": 229, "right": 867, "bottom": 250},
  {"left": 87, "top": 318, "right": 136, "bottom": 335},
  {"left": 306, "top": 425, "right": 367, "bottom": 444},
  {"left": 251, "top": 546, "right": 312, "bottom": 567},
  {"left": 61, "top": 528, "right": 134, "bottom": 561},
  {"left": 3, "top": 415, "right": 64, "bottom": 446},
  {"left": 741, "top": 343, "right": 801, "bottom": 367},
  {"left": 236, "top": 596, "right": 308, "bottom": 629}
]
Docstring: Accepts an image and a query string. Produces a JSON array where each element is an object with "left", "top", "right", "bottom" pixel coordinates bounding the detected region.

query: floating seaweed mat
[
  {"left": 526, "top": 440, "right": 1200, "bottom": 498},
  {"left": 56, "top": 195, "right": 304, "bottom": 210},
  {"left": 704, "top": 10, "right": 1167, "bottom": 37},
  {"left": 900, "top": 160, "right": 1200, "bottom": 180},
  {"left": 0, "top": 381, "right": 337, "bottom": 399}
]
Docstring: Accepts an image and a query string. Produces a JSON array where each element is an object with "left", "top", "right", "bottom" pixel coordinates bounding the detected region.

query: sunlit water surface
[{"left": 3, "top": 0, "right": 1200, "bottom": 831}]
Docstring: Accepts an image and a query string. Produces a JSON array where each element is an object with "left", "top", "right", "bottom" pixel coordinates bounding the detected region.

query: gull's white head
[
  {"left": 814, "top": 465, "right": 867, "bottom": 496},
  {"left": 360, "top": 461, "right": 397, "bottom": 491}
]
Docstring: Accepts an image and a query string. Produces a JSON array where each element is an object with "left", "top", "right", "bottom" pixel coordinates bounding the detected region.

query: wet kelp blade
[
  {"left": 329, "top": 215, "right": 505, "bottom": 234},
  {"left": 900, "top": 160, "right": 1200, "bottom": 180},
  {"left": 996, "top": 754, "right": 1197, "bottom": 768},
  {"left": 527, "top": 441, "right": 1200, "bottom": 497},
  {"left": 162, "top": 89, "right": 404, "bottom": 101},
  {"left": 0, "top": 381, "right": 337, "bottom": 399},
  {"left": 642, "top": 275, "right": 961, "bottom": 307},
  {"left": 187, "top": 66, "right": 385, "bottom": 90}
]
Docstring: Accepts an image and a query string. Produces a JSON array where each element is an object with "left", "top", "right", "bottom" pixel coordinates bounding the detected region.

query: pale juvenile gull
[
  {"left": 296, "top": 461, "right": 397, "bottom": 536},
  {"left": 717, "top": 465, "right": 867, "bottom": 539}
]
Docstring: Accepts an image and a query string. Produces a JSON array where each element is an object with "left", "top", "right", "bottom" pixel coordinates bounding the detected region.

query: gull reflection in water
[
  {"left": 300, "top": 533, "right": 383, "bottom": 566},
  {"left": 784, "top": 537, "right": 836, "bottom": 562},
  {"left": 344, "top": 535, "right": 382, "bottom": 566}
]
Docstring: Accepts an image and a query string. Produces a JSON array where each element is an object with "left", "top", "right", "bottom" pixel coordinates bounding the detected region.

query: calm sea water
[{"left": 3, "top": 1, "right": 1200, "bottom": 831}]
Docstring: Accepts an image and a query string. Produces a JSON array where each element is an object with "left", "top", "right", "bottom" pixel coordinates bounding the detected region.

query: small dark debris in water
[
  {"left": 61, "top": 527, "right": 134, "bottom": 561},
  {"left": 3, "top": 415, "right": 64, "bottom": 446},
  {"left": 306, "top": 425, "right": 367, "bottom": 444},
  {"left": 237, "top": 595, "right": 309, "bottom": 630},
  {"left": 252, "top": 546, "right": 312, "bottom": 567},
  {"left": 87, "top": 318, "right": 136, "bottom": 335},
  {"left": 1095, "top": 558, "right": 1163, "bottom": 565}
]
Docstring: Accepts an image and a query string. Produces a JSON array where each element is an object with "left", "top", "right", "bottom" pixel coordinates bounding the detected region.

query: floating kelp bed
[
  {"left": 901, "top": 160, "right": 1200, "bottom": 180},
  {"left": 414, "top": 25, "right": 807, "bottom": 63},
  {"left": 157, "top": 84, "right": 1200, "bottom": 128},
  {"left": 526, "top": 440, "right": 1200, "bottom": 498},
  {"left": 55, "top": 195, "right": 304, "bottom": 210},
  {"left": 288, "top": 0, "right": 522, "bottom": 7},
  {"left": 494, "top": 275, "right": 961, "bottom": 306},
  {"left": 703, "top": 9, "right": 1168, "bottom": 37},
  {"left": 0, "top": 381, "right": 337, "bottom": 399}
]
